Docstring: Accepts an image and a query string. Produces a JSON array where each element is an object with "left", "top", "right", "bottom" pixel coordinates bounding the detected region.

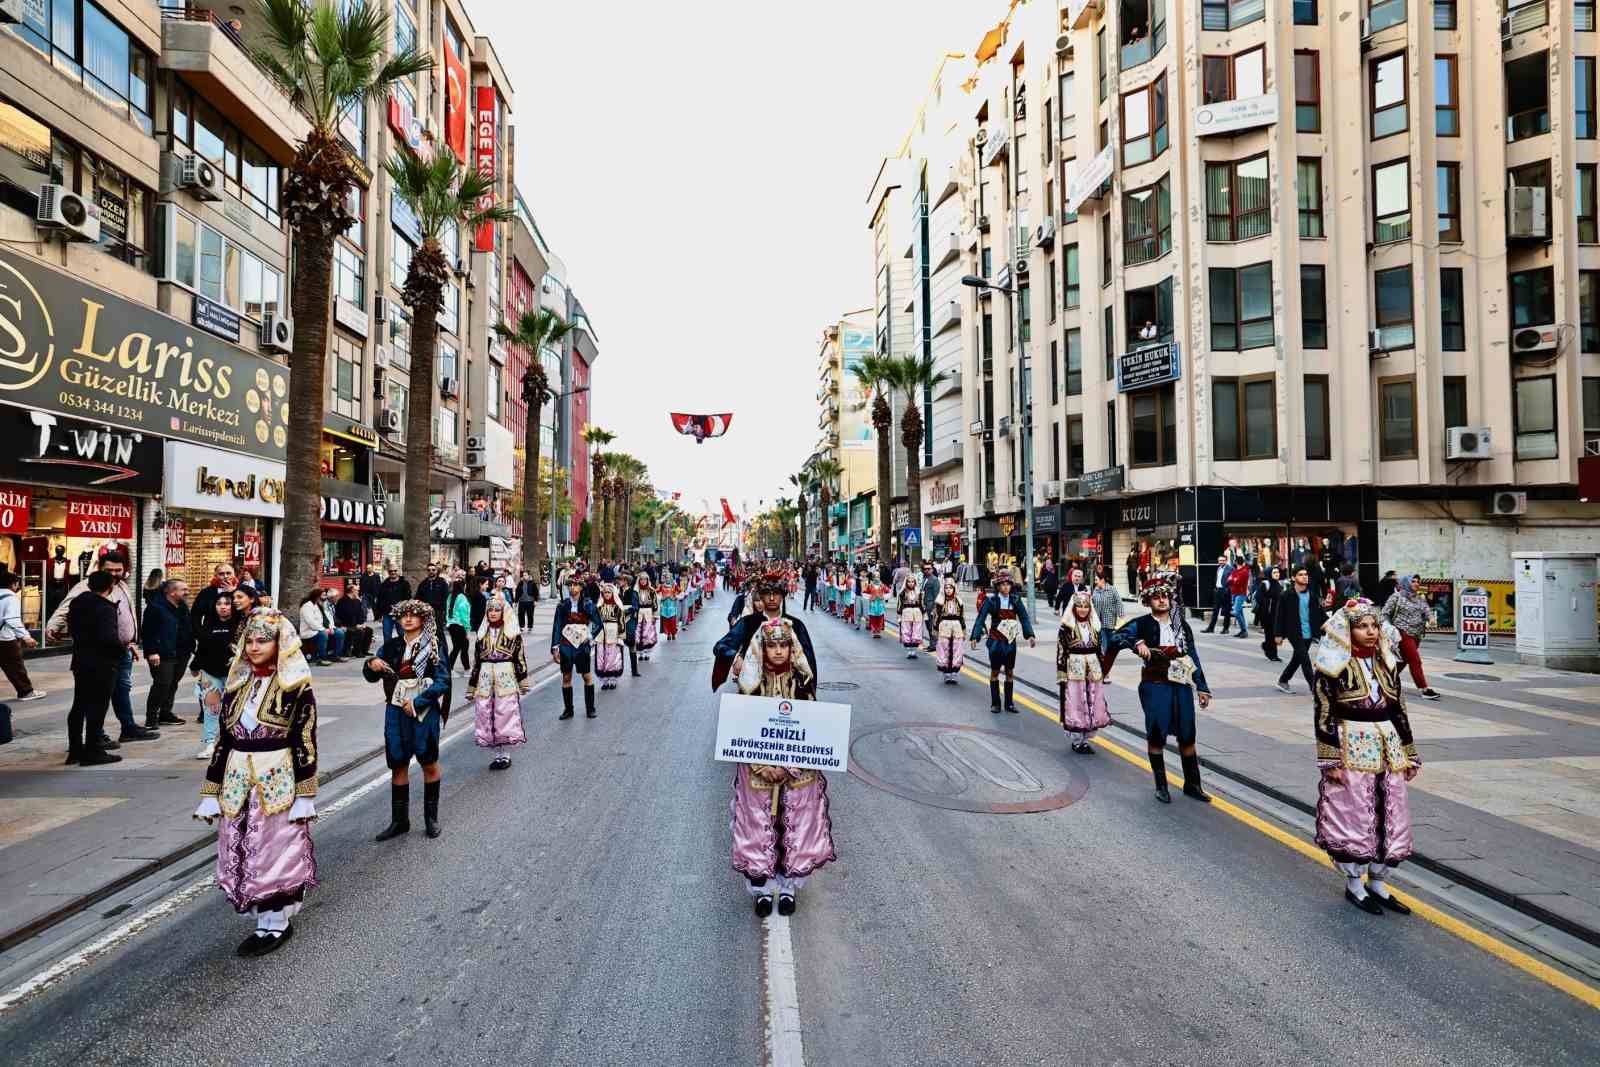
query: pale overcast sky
[{"left": 472, "top": 0, "right": 985, "bottom": 518}]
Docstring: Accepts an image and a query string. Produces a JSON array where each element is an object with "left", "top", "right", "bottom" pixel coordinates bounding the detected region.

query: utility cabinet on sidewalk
[{"left": 1510, "top": 552, "right": 1600, "bottom": 672}]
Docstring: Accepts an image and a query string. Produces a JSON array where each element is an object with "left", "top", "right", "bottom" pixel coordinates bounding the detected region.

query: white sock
[
  {"left": 1336, "top": 861, "right": 1367, "bottom": 898},
  {"left": 1367, "top": 864, "right": 1392, "bottom": 898},
  {"left": 775, "top": 874, "right": 806, "bottom": 896},
  {"left": 256, "top": 907, "right": 289, "bottom": 934},
  {"left": 745, "top": 879, "right": 774, "bottom": 899}
]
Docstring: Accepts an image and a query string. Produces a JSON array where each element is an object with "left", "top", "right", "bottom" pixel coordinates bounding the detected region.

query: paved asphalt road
[{"left": 3, "top": 601, "right": 1596, "bottom": 1065}]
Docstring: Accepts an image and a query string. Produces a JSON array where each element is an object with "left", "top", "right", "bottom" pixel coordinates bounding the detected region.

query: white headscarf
[{"left": 475, "top": 590, "right": 519, "bottom": 641}]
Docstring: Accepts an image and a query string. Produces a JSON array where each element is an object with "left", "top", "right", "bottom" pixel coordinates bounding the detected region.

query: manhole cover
[
  {"left": 817, "top": 681, "right": 860, "bottom": 691},
  {"left": 849, "top": 722, "right": 1087, "bottom": 814},
  {"left": 1442, "top": 672, "right": 1501, "bottom": 682}
]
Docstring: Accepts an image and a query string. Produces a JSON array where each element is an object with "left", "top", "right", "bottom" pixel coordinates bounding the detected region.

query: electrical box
[{"left": 1511, "top": 552, "right": 1600, "bottom": 672}]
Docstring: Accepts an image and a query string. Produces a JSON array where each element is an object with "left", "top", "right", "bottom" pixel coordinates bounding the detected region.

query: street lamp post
[{"left": 962, "top": 273, "right": 1035, "bottom": 619}]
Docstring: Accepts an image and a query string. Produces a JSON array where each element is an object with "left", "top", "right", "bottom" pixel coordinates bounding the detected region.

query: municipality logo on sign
[{"left": 777, "top": 700, "right": 794, "bottom": 716}]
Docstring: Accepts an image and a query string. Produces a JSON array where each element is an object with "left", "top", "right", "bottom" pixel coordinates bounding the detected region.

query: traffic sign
[
  {"left": 1455, "top": 585, "right": 1493, "bottom": 664},
  {"left": 901, "top": 526, "right": 922, "bottom": 548}
]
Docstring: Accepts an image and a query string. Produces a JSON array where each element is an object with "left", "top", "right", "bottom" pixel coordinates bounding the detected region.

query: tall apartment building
[
  {"left": 942, "top": 0, "right": 1600, "bottom": 606},
  {"left": 811, "top": 311, "right": 875, "bottom": 561}
]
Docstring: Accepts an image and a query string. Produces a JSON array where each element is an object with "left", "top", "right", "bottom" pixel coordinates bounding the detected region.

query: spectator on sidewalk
[
  {"left": 188, "top": 590, "right": 242, "bottom": 761},
  {"left": 1203, "top": 557, "right": 1234, "bottom": 634},
  {"left": 0, "top": 571, "right": 45, "bottom": 700},
  {"left": 1382, "top": 576, "right": 1440, "bottom": 699},
  {"left": 1090, "top": 568, "right": 1122, "bottom": 656},
  {"left": 417, "top": 563, "right": 452, "bottom": 664},
  {"left": 1274, "top": 565, "right": 1328, "bottom": 693},
  {"left": 1334, "top": 563, "right": 1364, "bottom": 604},
  {"left": 445, "top": 578, "right": 473, "bottom": 674},
  {"left": 515, "top": 569, "right": 539, "bottom": 630},
  {"left": 332, "top": 582, "right": 375, "bottom": 659},
  {"left": 66, "top": 570, "right": 123, "bottom": 765},
  {"left": 1227, "top": 559, "right": 1252, "bottom": 638},
  {"left": 297, "top": 587, "right": 344, "bottom": 666},
  {"left": 189, "top": 562, "right": 239, "bottom": 631},
  {"left": 1375, "top": 569, "right": 1398, "bottom": 606},
  {"left": 47, "top": 551, "right": 156, "bottom": 745},
  {"left": 360, "top": 562, "right": 383, "bottom": 614},
  {"left": 1256, "top": 566, "right": 1283, "bottom": 662},
  {"left": 142, "top": 569, "right": 164, "bottom": 612},
  {"left": 375, "top": 565, "right": 412, "bottom": 644},
  {"left": 143, "top": 579, "right": 194, "bottom": 728}
]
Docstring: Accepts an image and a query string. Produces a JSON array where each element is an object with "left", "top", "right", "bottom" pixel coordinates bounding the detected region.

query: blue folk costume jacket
[
  {"left": 711, "top": 611, "right": 819, "bottom": 697},
  {"left": 968, "top": 593, "right": 1036, "bottom": 656},
  {"left": 1109, "top": 613, "right": 1211, "bottom": 694},
  {"left": 363, "top": 633, "right": 452, "bottom": 723},
  {"left": 726, "top": 592, "right": 747, "bottom": 630},
  {"left": 550, "top": 597, "right": 602, "bottom": 651},
  {"left": 619, "top": 588, "right": 640, "bottom": 646}
]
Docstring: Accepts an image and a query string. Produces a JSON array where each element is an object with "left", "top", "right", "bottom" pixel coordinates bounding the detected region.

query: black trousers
[
  {"left": 447, "top": 624, "right": 470, "bottom": 671},
  {"left": 1279, "top": 636, "right": 1315, "bottom": 688},
  {"left": 1206, "top": 595, "right": 1230, "bottom": 631},
  {"left": 69, "top": 669, "right": 113, "bottom": 752},
  {"left": 518, "top": 602, "right": 535, "bottom": 630},
  {"left": 145, "top": 658, "right": 182, "bottom": 724},
  {"left": 341, "top": 625, "right": 373, "bottom": 658}
]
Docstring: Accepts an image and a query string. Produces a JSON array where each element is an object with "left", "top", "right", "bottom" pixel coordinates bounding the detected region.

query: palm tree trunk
[
  {"left": 279, "top": 229, "right": 336, "bottom": 600},
  {"left": 401, "top": 299, "right": 441, "bottom": 583},
  {"left": 520, "top": 398, "right": 543, "bottom": 577},
  {"left": 904, "top": 401, "right": 923, "bottom": 566},
  {"left": 876, "top": 434, "right": 892, "bottom": 567},
  {"left": 797, "top": 494, "right": 807, "bottom": 558}
]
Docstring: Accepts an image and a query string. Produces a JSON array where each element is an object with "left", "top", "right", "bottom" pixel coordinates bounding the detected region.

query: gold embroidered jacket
[
  {"left": 200, "top": 680, "right": 318, "bottom": 800},
  {"left": 1312, "top": 656, "right": 1416, "bottom": 765}
]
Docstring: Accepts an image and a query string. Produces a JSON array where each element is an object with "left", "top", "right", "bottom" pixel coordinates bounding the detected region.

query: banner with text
[{"left": 714, "top": 694, "right": 851, "bottom": 773}]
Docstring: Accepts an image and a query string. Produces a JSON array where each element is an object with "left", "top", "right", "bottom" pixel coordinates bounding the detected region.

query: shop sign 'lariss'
[{"left": 0, "top": 248, "right": 291, "bottom": 461}]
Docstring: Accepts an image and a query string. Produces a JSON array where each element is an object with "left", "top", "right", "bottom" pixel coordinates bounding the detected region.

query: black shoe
[
  {"left": 777, "top": 895, "right": 796, "bottom": 916},
  {"left": 1071, "top": 742, "right": 1092, "bottom": 754},
  {"left": 1233, "top": 632, "right": 1249, "bottom": 639},
  {"left": 157, "top": 713, "right": 185, "bottom": 725},
  {"left": 236, "top": 924, "right": 294, "bottom": 958},
  {"left": 1183, "top": 785, "right": 1213, "bottom": 803},
  {"left": 1180, "top": 753, "right": 1211, "bottom": 802},
  {"left": 78, "top": 748, "right": 122, "bottom": 766},
  {"left": 119, "top": 726, "right": 160, "bottom": 742},
  {"left": 1202, "top": 627, "right": 1214, "bottom": 634},
  {"left": 375, "top": 784, "right": 410, "bottom": 841},
  {"left": 989, "top": 704, "right": 1001, "bottom": 714},
  {"left": 96, "top": 734, "right": 119, "bottom": 749},
  {"left": 558, "top": 709, "right": 575, "bottom": 720},
  {"left": 1154, "top": 786, "right": 1172, "bottom": 804},
  {"left": 64, "top": 749, "right": 81, "bottom": 765},
  {"left": 423, "top": 780, "right": 441, "bottom": 838},
  {"left": 753, "top": 895, "right": 773, "bottom": 918},
  {"left": 584, "top": 684, "right": 597, "bottom": 718},
  {"left": 1371, "top": 889, "right": 1411, "bottom": 915},
  {"left": 490, "top": 756, "right": 511, "bottom": 770},
  {"left": 1345, "top": 888, "right": 1385, "bottom": 916}
]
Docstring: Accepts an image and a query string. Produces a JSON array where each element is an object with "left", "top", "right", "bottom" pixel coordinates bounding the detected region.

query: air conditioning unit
[
  {"left": 1500, "top": 15, "right": 1514, "bottom": 40},
  {"left": 1511, "top": 323, "right": 1558, "bottom": 356},
  {"left": 177, "top": 153, "right": 223, "bottom": 201},
  {"left": 378, "top": 408, "right": 402, "bottom": 433},
  {"left": 998, "top": 415, "right": 1012, "bottom": 437},
  {"left": 1014, "top": 255, "right": 1030, "bottom": 276},
  {"left": 35, "top": 184, "right": 99, "bottom": 242},
  {"left": 1490, "top": 491, "right": 1527, "bottom": 517},
  {"left": 1054, "top": 34, "right": 1073, "bottom": 59},
  {"left": 1034, "top": 217, "right": 1056, "bottom": 248},
  {"left": 1447, "top": 426, "right": 1493, "bottom": 461},
  {"left": 465, "top": 433, "right": 487, "bottom": 451},
  {"left": 259, "top": 312, "right": 293, "bottom": 354},
  {"left": 1508, "top": 186, "right": 1548, "bottom": 238},
  {"left": 976, "top": 128, "right": 989, "bottom": 146},
  {"left": 373, "top": 345, "right": 390, "bottom": 368},
  {"left": 0, "top": 0, "right": 27, "bottom": 23},
  {"left": 439, "top": 375, "right": 459, "bottom": 398},
  {"left": 453, "top": 257, "right": 468, "bottom": 278},
  {"left": 1368, "top": 329, "right": 1387, "bottom": 356},
  {"left": 1043, "top": 479, "right": 1063, "bottom": 500},
  {"left": 978, "top": 213, "right": 991, "bottom": 233},
  {"left": 465, "top": 449, "right": 486, "bottom": 468}
]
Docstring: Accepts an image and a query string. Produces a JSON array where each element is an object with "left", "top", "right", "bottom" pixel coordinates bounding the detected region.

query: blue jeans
[
  {"left": 194, "top": 671, "right": 225, "bottom": 746},
  {"left": 382, "top": 615, "right": 399, "bottom": 644},
  {"left": 306, "top": 630, "right": 346, "bottom": 660},
  {"left": 112, "top": 649, "right": 135, "bottom": 733},
  {"left": 1231, "top": 594, "right": 1249, "bottom": 636}
]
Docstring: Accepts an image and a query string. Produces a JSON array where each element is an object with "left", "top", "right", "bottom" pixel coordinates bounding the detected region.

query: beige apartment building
[{"left": 917, "top": 0, "right": 1600, "bottom": 610}]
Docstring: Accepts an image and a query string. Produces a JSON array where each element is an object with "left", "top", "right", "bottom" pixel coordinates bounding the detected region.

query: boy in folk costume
[
  {"left": 897, "top": 574, "right": 926, "bottom": 659},
  {"left": 1113, "top": 573, "right": 1213, "bottom": 804},
  {"left": 1057, "top": 591, "right": 1109, "bottom": 754},
  {"left": 728, "top": 617, "right": 836, "bottom": 916},
  {"left": 469, "top": 594, "right": 529, "bottom": 770},
  {"left": 594, "top": 582, "right": 627, "bottom": 690},
  {"left": 634, "top": 572, "right": 659, "bottom": 659},
  {"left": 193, "top": 607, "right": 318, "bottom": 958},
  {"left": 1313, "top": 598, "right": 1421, "bottom": 916},
  {"left": 864, "top": 576, "right": 888, "bottom": 637},
  {"left": 552, "top": 574, "right": 602, "bottom": 718},
  {"left": 619, "top": 572, "right": 643, "bottom": 678},
  {"left": 968, "top": 569, "right": 1036, "bottom": 712},
  {"left": 364, "top": 600, "right": 452, "bottom": 839},
  {"left": 932, "top": 578, "right": 966, "bottom": 683}
]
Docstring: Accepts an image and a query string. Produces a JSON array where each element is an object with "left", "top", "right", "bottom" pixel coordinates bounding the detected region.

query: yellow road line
[{"left": 877, "top": 620, "right": 1600, "bottom": 1010}]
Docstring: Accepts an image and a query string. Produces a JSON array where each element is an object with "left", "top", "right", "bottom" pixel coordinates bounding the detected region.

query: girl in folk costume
[
  {"left": 634, "top": 572, "right": 659, "bottom": 659},
  {"left": 969, "top": 569, "right": 1036, "bottom": 712},
  {"left": 729, "top": 617, "right": 836, "bottom": 917},
  {"left": 1313, "top": 598, "right": 1421, "bottom": 916},
  {"left": 864, "top": 576, "right": 888, "bottom": 637},
  {"left": 1057, "top": 591, "right": 1109, "bottom": 754},
  {"left": 897, "top": 574, "right": 926, "bottom": 659},
  {"left": 840, "top": 570, "right": 857, "bottom": 627},
  {"left": 659, "top": 577, "right": 680, "bottom": 640},
  {"left": 469, "top": 594, "right": 529, "bottom": 770},
  {"left": 364, "top": 600, "right": 452, "bottom": 838},
  {"left": 932, "top": 578, "right": 967, "bottom": 683},
  {"left": 702, "top": 567, "right": 717, "bottom": 604},
  {"left": 827, "top": 567, "right": 840, "bottom": 616},
  {"left": 594, "top": 583, "right": 628, "bottom": 690},
  {"left": 193, "top": 608, "right": 319, "bottom": 958}
]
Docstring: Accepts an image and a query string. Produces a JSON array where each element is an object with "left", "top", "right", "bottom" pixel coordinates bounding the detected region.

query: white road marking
[
  {"left": 764, "top": 913, "right": 806, "bottom": 1067},
  {"left": 0, "top": 670, "right": 562, "bottom": 1016}
]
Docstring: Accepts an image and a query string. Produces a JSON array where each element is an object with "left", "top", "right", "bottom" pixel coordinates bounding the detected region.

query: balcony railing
[{"left": 160, "top": 4, "right": 281, "bottom": 90}]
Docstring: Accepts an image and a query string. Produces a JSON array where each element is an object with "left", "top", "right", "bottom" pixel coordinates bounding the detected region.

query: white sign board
[
  {"left": 1065, "top": 145, "right": 1114, "bottom": 213},
  {"left": 1194, "top": 93, "right": 1280, "bottom": 137},
  {"left": 714, "top": 694, "right": 852, "bottom": 773}
]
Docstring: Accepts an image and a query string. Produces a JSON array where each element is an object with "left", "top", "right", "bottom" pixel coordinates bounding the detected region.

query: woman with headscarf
[
  {"left": 968, "top": 569, "right": 1036, "bottom": 713},
  {"left": 364, "top": 600, "right": 452, "bottom": 840},
  {"left": 1381, "top": 576, "right": 1440, "bottom": 699},
  {"left": 1313, "top": 598, "right": 1421, "bottom": 915},
  {"left": 594, "top": 583, "right": 627, "bottom": 690},
  {"left": 1057, "top": 591, "right": 1109, "bottom": 754},
  {"left": 932, "top": 577, "right": 966, "bottom": 683},
  {"left": 1256, "top": 565, "right": 1283, "bottom": 662},
  {"left": 188, "top": 589, "right": 244, "bottom": 762},
  {"left": 470, "top": 592, "right": 529, "bottom": 770},
  {"left": 864, "top": 574, "right": 888, "bottom": 638},
  {"left": 193, "top": 607, "right": 319, "bottom": 957},
  {"left": 634, "top": 572, "right": 659, "bottom": 659},
  {"left": 659, "top": 575, "right": 680, "bottom": 641},
  {"left": 896, "top": 573, "right": 925, "bottom": 659}
]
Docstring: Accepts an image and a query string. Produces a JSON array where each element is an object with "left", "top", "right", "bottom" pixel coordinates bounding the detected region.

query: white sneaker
[
  {"left": 195, "top": 742, "right": 216, "bottom": 761},
  {"left": 1274, "top": 682, "right": 1293, "bottom": 695},
  {"left": 17, "top": 690, "right": 47, "bottom": 701}
]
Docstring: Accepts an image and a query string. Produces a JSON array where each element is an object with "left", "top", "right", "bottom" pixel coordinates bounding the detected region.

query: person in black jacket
[
  {"left": 332, "top": 581, "right": 374, "bottom": 658},
  {"left": 359, "top": 563, "right": 382, "bottom": 614},
  {"left": 375, "top": 565, "right": 412, "bottom": 644},
  {"left": 143, "top": 579, "right": 194, "bottom": 728},
  {"left": 189, "top": 562, "right": 240, "bottom": 632},
  {"left": 416, "top": 563, "right": 451, "bottom": 665},
  {"left": 514, "top": 569, "right": 539, "bottom": 630},
  {"left": 188, "top": 592, "right": 243, "bottom": 761},
  {"left": 1274, "top": 564, "right": 1330, "bottom": 694},
  {"left": 67, "top": 570, "right": 123, "bottom": 766},
  {"left": 1255, "top": 566, "right": 1283, "bottom": 662}
]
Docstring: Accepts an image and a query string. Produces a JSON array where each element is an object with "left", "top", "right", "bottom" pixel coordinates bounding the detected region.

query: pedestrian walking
[
  {"left": 188, "top": 590, "right": 243, "bottom": 761},
  {"left": 1113, "top": 573, "right": 1213, "bottom": 804},
  {"left": 1374, "top": 570, "right": 1398, "bottom": 606},
  {"left": 0, "top": 571, "right": 44, "bottom": 701},
  {"left": 1382, "top": 576, "right": 1441, "bottom": 699},
  {"left": 969, "top": 569, "right": 1036, "bottom": 713},
  {"left": 921, "top": 562, "right": 942, "bottom": 651},
  {"left": 1274, "top": 565, "right": 1328, "bottom": 693},
  {"left": 469, "top": 593, "right": 528, "bottom": 770},
  {"left": 65, "top": 570, "right": 123, "bottom": 765},
  {"left": 364, "top": 601, "right": 451, "bottom": 840},
  {"left": 1227, "top": 559, "right": 1252, "bottom": 638},
  {"left": 1090, "top": 568, "right": 1122, "bottom": 657},
  {"left": 932, "top": 578, "right": 965, "bottom": 682},
  {"left": 515, "top": 569, "right": 539, "bottom": 630},
  {"left": 143, "top": 578, "right": 194, "bottom": 728},
  {"left": 1203, "top": 556, "right": 1233, "bottom": 634},
  {"left": 1334, "top": 563, "right": 1363, "bottom": 604},
  {"left": 1256, "top": 566, "right": 1283, "bottom": 661},
  {"left": 445, "top": 579, "right": 473, "bottom": 674},
  {"left": 1057, "top": 592, "right": 1109, "bottom": 753}
]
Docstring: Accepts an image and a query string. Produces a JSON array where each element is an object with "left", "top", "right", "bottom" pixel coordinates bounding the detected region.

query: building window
[
  {"left": 1507, "top": 159, "right": 1551, "bottom": 240},
  {"left": 1067, "top": 416, "right": 1085, "bottom": 478},
  {"left": 438, "top": 340, "right": 458, "bottom": 383},
  {"left": 1205, "top": 155, "right": 1270, "bottom": 242},
  {"left": 1436, "top": 163, "right": 1462, "bottom": 242},
  {"left": 1295, "top": 0, "right": 1318, "bottom": 24},
  {"left": 436, "top": 406, "right": 458, "bottom": 450},
  {"left": 1372, "top": 159, "right": 1410, "bottom": 244},
  {"left": 1018, "top": 283, "right": 1031, "bottom": 344},
  {"left": 439, "top": 281, "right": 459, "bottom": 336},
  {"left": 1583, "top": 377, "right": 1600, "bottom": 451},
  {"left": 1294, "top": 51, "right": 1320, "bottom": 133},
  {"left": 388, "top": 303, "right": 411, "bottom": 370},
  {"left": 1120, "top": 75, "right": 1169, "bottom": 169},
  {"left": 1443, "top": 376, "right": 1468, "bottom": 431},
  {"left": 333, "top": 243, "right": 364, "bottom": 306},
  {"left": 1212, "top": 375, "right": 1277, "bottom": 461},
  {"left": 1101, "top": 213, "right": 1112, "bottom": 284},
  {"left": 1374, "top": 266, "right": 1415, "bottom": 351},
  {"left": 158, "top": 204, "right": 281, "bottom": 321},
  {"left": 1371, "top": 53, "right": 1408, "bottom": 139},
  {"left": 1065, "top": 328, "right": 1083, "bottom": 396},
  {"left": 1125, "top": 277, "right": 1174, "bottom": 350},
  {"left": 1051, "top": 422, "right": 1061, "bottom": 480},
  {"left": 1210, "top": 263, "right": 1274, "bottom": 351},
  {"left": 339, "top": 99, "right": 367, "bottom": 159},
  {"left": 1047, "top": 255, "right": 1058, "bottom": 322},
  {"left": 1104, "top": 306, "right": 1116, "bottom": 380},
  {"left": 1015, "top": 134, "right": 1029, "bottom": 195},
  {"left": 1202, "top": 0, "right": 1266, "bottom": 31},
  {"left": 1369, "top": 0, "right": 1406, "bottom": 33},
  {"left": 1107, "top": 399, "right": 1118, "bottom": 466},
  {"left": 390, "top": 233, "right": 414, "bottom": 289},
  {"left": 331, "top": 334, "right": 360, "bottom": 421},
  {"left": 343, "top": 186, "right": 365, "bottom": 249},
  {"left": 1582, "top": 271, "right": 1600, "bottom": 352},
  {"left": 1297, "top": 158, "right": 1324, "bottom": 238},
  {"left": 1435, "top": 56, "right": 1459, "bottom": 136},
  {"left": 168, "top": 85, "right": 283, "bottom": 227},
  {"left": 1097, "top": 28, "right": 1108, "bottom": 103},
  {"left": 1579, "top": 58, "right": 1597, "bottom": 139},
  {"left": 1580, "top": 165, "right": 1599, "bottom": 243},
  {"left": 1131, "top": 383, "right": 1178, "bottom": 467},
  {"left": 1064, "top": 244, "right": 1080, "bottom": 308},
  {"left": 1378, "top": 377, "right": 1418, "bottom": 460},
  {"left": 1059, "top": 71, "right": 1075, "bottom": 137},
  {"left": 1122, "top": 174, "right": 1171, "bottom": 265},
  {"left": 1440, "top": 267, "right": 1466, "bottom": 351},
  {"left": 1301, "top": 265, "right": 1328, "bottom": 349},
  {"left": 487, "top": 361, "right": 501, "bottom": 420},
  {"left": 1506, "top": 52, "right": 1550, "bottom": 142},
  {"left": 11, "top": 0, "right": 153, "bottom": 133},
  {"left": 1514, "top": 376, "right": 1559, "bottom": 459},
  {"left": 1511, "top": 267, "right": 1556, "bottom": 330},
  {"left": 1201, "top": 46, "right": 1264, "bottom": 104},
  {"left": 1119, "top": 0, "right": 1168, "bottom": 71},
  {"left": 383, "top": 380, "right": 408, "bottom": 440},
  {"left": 1304, "top": 376, "right": 1331, "bottom": 460},
  {"left": 1049, "top": 339, "right": 1060, "bottom": 400},
  {"left": 1434, "top": 0, "right": 1456, "bottom": 28},
  {"left": 1581, "top": 0, "right": 1598, "bottom": 31}
]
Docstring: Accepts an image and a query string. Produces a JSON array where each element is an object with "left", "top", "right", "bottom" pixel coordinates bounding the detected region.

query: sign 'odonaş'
[{"left": 714, "top": 694, "right": 852, "bottom": 773}]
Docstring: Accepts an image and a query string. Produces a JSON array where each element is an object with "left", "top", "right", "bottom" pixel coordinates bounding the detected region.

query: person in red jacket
[{"left": 1226, "top": 560, "right": 1253, "bottom": 637}]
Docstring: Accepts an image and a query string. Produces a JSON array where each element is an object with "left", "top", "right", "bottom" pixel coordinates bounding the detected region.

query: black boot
[
  {"left": 630, "top": 649, "right": 640, "bottom": 677},
  {"left": 989, "top": 678, "right": 1002, "bottom": 713},
  {"left": 559, "top": 687, "right": 575, "bottom": 720},
  {"left": 1181, "top": 752, "right": 1212, "bottom": 803},
  {"left": 584, "top": 684, "right": 597, "bottom": 718},
  {"left": 423, "top": 779, "right": 442, "bottom": 838},
  {"left": 1004, "top": 679, "right": 1016, "bottom": 713},
  {"left": 1150, "top": 751, "right": 1171, "bottom": 804},
  {"left": 375, "top": 783, "right": 410, "bottom": 840}
]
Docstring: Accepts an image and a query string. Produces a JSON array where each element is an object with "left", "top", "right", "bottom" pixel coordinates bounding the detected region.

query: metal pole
[{"left": 1011, "top": 288, "right": 1036, "bottom": 619}]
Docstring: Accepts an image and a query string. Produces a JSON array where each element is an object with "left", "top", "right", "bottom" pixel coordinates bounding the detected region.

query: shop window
[
  {"left": 1125, "top": 277, "right": 1174, "bottom": 350},
  {"left": 1205, "top": 155, "right": 1270, "bottom": 242},
  {"left": 1209, "top": 263, "right": 1274, "bottom": 351},
  {"left": 1119, "top": 74, "right": 1168, "bottom": 168},
  {"left": 11, "top": 0, "right": 153, "bottom": 132},
  {"left": 1514, "top": 375, "right": 1559, "bottom": 459},
  {"left": 1063, "top": 244, "right": 1080, "bottom": 308},
  {"left": 1119, "top": 0, "right": 1167, "bottom": 71},
  {"left": 1297, "top": 158, "right": 1324, "bottom": 238},
  {"left": 1370, "top": 52, "right": 1408, "bottom": 139},
  {"left": 1369, "top": 0, "right": 1405, "bottom": 33},
  {"left": 1583, "top": 376, "right": 1600, "bottom": 451},
  {"left": 1065, "top": 328, "right": 1083, "bottom": 396},
  {"left": 1437, "top": 163, "right": 1462, "bottom": 243},
  {"left": 1441, "top": 267, "right": 1467, "bottom": 351},
  {"left": 1436, "top": 56, "right": 1459, "bottom": 136},
  {"left": 323, "top": 539, "right": 365, "bottom": 578},
  {"left": 1374, "top": 266, "right": 1415, "bottom": 351},
  {"left": 159, "top": 204, "right": 281, "bottom": 320},
  {"left": 1443, "top": 375, "right": 1468, "bottom": 431},
  {"left": 1304, "top": 376, "right": 1331, "bottom": 460},
  {"left": 1581, "top": 270, "right": 1600, "bottom": 352},
  {"left": 1122, "top": 175, "right": 1170, "bottom": 265},
  {"left": 1131, "top": 383, "right": 1177, "bottom": 467},
  {"left": 1506, "top": 52, "right": 1550, "bottom": 142},
  {"left": 1213, "top": 375, "right": 1277, "bottom": 462},
  {"left": 1372, "top": 159, "right": 1410, "bottom": 244},
  {"left": 1067, "top": 416, "right": 1085, "bottom": 478},
  {"left": 1510, "top": 266, "right": 1556, "bottom": 329},
  {"left": 1295, "top": 51, "right": 1320, "bottom": 133},
  {"left": 1378, "top": 376, "right": 1417, "bottom": 460},
  {"left": 1579, "top": 164, "right": 1599, "bottom": 244},
  {"left": 1581, "top": 58, "right": 1598, "bottom": 139},
  {"left": 1301, "top": 265, "right": 1327, "bottom": 350},
  {"left": 1202, "top": 47, "right": 1264, "bottom": 105}
]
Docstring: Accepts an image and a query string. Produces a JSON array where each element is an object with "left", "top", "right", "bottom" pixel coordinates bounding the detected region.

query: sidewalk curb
[{"left": 0, "top": 660, "right": 560, "bottom": 957}]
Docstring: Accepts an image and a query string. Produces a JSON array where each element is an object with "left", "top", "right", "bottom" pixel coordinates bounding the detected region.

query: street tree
[{"left": 494, "top": 307, "right": 577, "bottom": 577}]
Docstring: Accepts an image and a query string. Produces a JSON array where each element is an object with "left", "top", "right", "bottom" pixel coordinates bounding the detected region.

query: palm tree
[
  {"left": 612, "top": 455, "right": 649, "bottom": 560},
  {"left": 853, "top": 353, "right": 898, "bottom": 567},
  {"left": 889, "top": 356, "right": 949, "bottom": 565},
  {"left": 495, "top": 308, "right": 577, "bottom": 577},
  {"left": 589, "top": 450, "right": 614, "bottom": 559},
  {"left": 810, "top": 458, "right": 843, "bottom": 560},
  {"left": 252, "top": 0, "right": 431, "bottom": 598},
  {"left": 788, "top": 471, "right": 809, "bottom": 558},
  {"left": 772, "top": 497, "right": 798, "bottom": 559},
  {"left": 581, "top": 425, "right": 615, "bottom": 560}
]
